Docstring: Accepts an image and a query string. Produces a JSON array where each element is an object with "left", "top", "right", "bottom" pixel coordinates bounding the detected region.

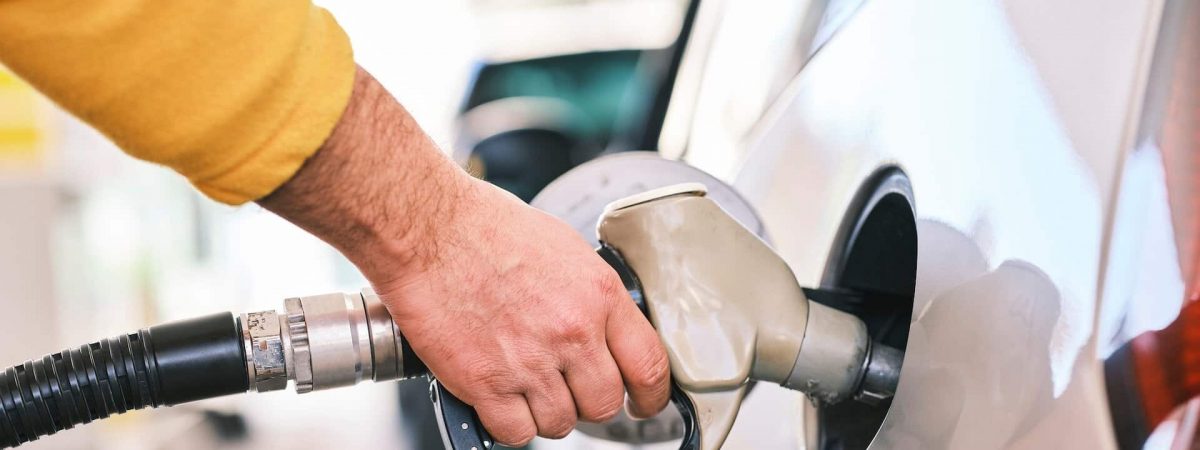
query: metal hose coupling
[{"left": 240, "top": 288, "right": 428, "bottom": 394}]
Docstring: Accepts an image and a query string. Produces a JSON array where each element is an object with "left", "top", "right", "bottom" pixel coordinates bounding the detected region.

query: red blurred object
[
  {"left": 1125, "top": 1, "right": 1200, "bottom": 445},
  {"left": 1131, "top": 296, "right": 1200, "bottom": 428}
]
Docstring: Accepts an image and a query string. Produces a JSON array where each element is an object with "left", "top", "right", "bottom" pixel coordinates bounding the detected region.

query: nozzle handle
[{"left": 431, "top": 380, "right": 494, "bottom": 450}]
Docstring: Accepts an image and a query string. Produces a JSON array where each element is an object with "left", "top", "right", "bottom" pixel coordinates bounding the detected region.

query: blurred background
[
  {"left": 0, "top": 0, "right": 692, "bottom": 448},
  {"left": 5, "top": 0, "right": 1198, "bottom": 449}
]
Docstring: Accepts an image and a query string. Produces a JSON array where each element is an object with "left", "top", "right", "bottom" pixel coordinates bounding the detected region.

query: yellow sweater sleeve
[{"left": 0, "top": 0, "right": 355, "bottom": 204}]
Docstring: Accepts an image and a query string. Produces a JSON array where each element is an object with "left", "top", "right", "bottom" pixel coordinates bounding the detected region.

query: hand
[
  {"left": 379, "top": 178, "right": 670, "bottom": 446},
  {"left": 259, "top": 66, "right": 671, "bottom": 446}
]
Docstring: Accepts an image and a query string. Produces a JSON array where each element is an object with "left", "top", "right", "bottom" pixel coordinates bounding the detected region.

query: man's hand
[
  {"left": 382, "top": 178, "right": 671, "bottom": 445},
  {"left": 259, "top": 67, "right": 671, "bottom": 446}
]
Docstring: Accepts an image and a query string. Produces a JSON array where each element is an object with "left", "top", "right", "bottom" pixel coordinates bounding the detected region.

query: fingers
[
  {"left": 475, "top": 396, "right": 537, "bottom": 447},
  {"left": 477, "top": 374, "right": 582, "bottom": 444},
  {"left": 527, "top": 375, "right": 578, "bottom": 439},
  {"left": 605, "top": 290, "right": 671, "bottom": 419},
  {"left": 564, "top": 348, "right": 625, "bottom": 423}
]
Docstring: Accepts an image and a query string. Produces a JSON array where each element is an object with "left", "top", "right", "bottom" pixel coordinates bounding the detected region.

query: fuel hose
[
  {"left": 0, "top": 290, "right": 441, "bottom": 449},
  {"left": 0, "top": 313, "right": 248, "bottom": 447}
]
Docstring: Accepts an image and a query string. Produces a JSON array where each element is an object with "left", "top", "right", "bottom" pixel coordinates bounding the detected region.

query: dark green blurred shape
[
  {"left": 465, "top": 50, "right": 647, "bottom": 142},
  {"left": 456, "top": 49, "right": 671, "bottom": 202}
]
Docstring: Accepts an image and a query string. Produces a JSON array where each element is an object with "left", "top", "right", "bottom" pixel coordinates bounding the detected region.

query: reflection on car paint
[{"left": 876, "top": 221, "right": 1062, "bottom": 449}]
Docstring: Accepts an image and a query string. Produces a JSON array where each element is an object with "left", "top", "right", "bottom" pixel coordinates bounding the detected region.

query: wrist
[
  {"left": 351, "top": 168, "right": 481, "bottom": 287},
  {"left": 258, "top": 65, "right": 476, "bottom": 287}
]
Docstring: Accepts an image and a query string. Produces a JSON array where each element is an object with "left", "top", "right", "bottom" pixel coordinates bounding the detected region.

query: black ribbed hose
[{"left": 0, "top": 313, "right": 248, "bottom": 448}]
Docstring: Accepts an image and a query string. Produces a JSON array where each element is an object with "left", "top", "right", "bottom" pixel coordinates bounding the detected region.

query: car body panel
[{"left": 674, "top": 0, "right": 1166, "bottom": 447}]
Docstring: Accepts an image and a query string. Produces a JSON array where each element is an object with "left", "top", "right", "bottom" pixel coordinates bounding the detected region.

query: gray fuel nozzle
[{"left": 597, "top": 183, "right": 902, "bottom": 450}]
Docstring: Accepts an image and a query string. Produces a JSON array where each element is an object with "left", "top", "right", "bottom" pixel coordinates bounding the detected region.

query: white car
[{"left": 527, "top": 0, "right": 1198, "bottom": 448}]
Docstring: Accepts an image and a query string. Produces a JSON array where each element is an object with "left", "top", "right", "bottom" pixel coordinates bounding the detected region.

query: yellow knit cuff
[{"left": 193, "top": 10, "right": 355, "bottom": 205}]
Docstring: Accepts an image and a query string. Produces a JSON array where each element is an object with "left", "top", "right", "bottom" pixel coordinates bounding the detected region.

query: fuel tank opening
[{"left": 809, "top": 167, "right": 917, "bottom": 450}]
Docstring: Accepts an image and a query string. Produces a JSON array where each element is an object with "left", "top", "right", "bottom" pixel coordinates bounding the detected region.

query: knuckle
[
  {"left": 539, "top": 411, "right": 577, "bottom": 439},
  {"left": 465, "top": 369, "right": 521, "bottom": 400},
  {"left": 499, "top": 423, "right": 537, "bottom": 447},
  {"left": 593, "top": 269, "right": 625, "bottom": 304},
  {"left": 551, "top": 315, "right": 594, "bottom": 346},
  {"left": 581, "top": 388, "right": 624, "bottom": 422},
  {"left": 477, "top": 399, "right": 536, "bottom": 447},
  {"left": 630, "top": 347, "right": 670, "bottom": 392}
]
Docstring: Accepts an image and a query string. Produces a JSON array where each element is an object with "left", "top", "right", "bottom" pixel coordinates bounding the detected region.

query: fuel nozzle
[{"left": 597, "top": 183, "right": 903, "bottom": 450}]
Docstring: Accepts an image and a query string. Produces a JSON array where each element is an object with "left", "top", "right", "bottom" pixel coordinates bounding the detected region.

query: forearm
[
  {"left": 258, "top": 66, "right": 473, "bottom": 283},
  {"left": 266, "top": 70, "right": 671, "bottom": 445}
]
